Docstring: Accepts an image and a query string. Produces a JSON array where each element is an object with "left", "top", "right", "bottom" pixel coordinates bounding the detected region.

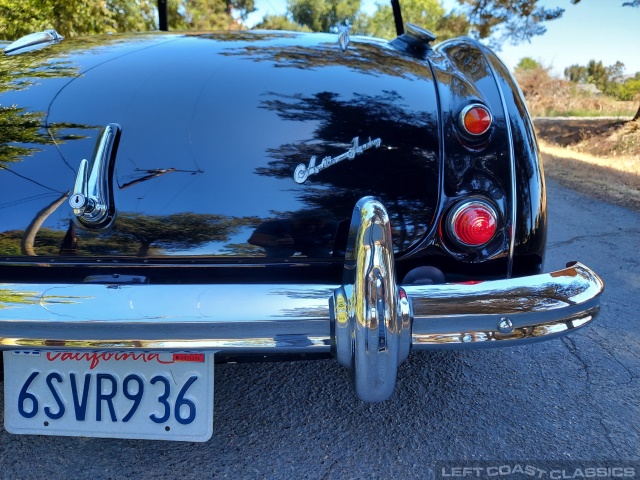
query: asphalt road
[{"left": 1, "top": 179, "right": 639, "bottom": 479}]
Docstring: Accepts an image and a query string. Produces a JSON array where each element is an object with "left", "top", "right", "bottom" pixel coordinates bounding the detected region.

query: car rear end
[{"left": 0, "top": 31, "right": 602, "bottom": 441}]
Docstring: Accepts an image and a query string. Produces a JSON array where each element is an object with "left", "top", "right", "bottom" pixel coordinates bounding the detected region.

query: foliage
[
  {"left": 0, "top": 0, "right": 257, "bottom": 40},
  {"left": 268, "top": 0, "right": 637, "bottom": 44},
  {"left": 606, "top": 77, "right": 640, "bottom": 102},
  {"left": 288, "top": 0, "right": 361, "bottom": 33},
  {"left": 453, "top": 0, "right": 638, "bottom": 45},
  {"left": 515, "top": 57, "right": 540, "bottom": 72},
  {"left": 170, "top": 0, "right": 256, "bottom": 30},
  {"left": 254, "top": 14, "right": 311, "bottom": 32},
  {"left": 228, "top": 0, "right": 257, "bottom": 21},
  {"left": 172, "top": 0, "right": 229, "bottom": 30},
  {"left": 0, "top": 286, "right": 63, "bottom": 308},
  {"left": 252, "top": 0, "right": 469, "bottom": 41},
  {"left": 607, "top": 61, "right": 626, "bottom": 84},
  {"left": 564, "top": 60, "right": 640, "bottom": 103},
  {"left": 0, "top": 212, "right": 261, "bottom": 257},
  {"left": 353, "top": 0, "right": 470, "bottom": 41},
  {"left": 0, "top": 0, "right": 156, "bottom": 39},
  {"left": 2, "top": 0, "right": 635, "bottom": 43},
  {"left": 600, "top": 0, "right": 640, "bottom": 118},
  {"left": 564, "top": 64, "right": 587, "bottom": 84},
  {"left": 455, "top": 0, "right": 563, "bottom": 43},
  {"left": 515, "top": 64, "right": 637, "bottom": 117},
  {"left": 0, "top": 106, "right": 89, "bottom": 168},
  {"left": 572, "top": 0, "right": 638, "bottom": 6},
  {"left": 250, "top": 0, "right": 364, "bottom": 34},
  {"left": 587, "top": 60, "right": 612, "bottom": 91}
]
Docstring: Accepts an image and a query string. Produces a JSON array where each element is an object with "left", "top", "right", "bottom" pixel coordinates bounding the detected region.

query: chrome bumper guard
[{"left": 0, "top": 198, "right": 603, "bottom": 402}]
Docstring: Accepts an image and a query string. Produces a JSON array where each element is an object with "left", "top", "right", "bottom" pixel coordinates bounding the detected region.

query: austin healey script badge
[{"left": 293, "top": 136, "right": 382, "bottom": 184}]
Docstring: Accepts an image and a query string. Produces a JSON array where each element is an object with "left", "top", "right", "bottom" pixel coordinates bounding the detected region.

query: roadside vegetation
[
  {"left": 514, "top": 57, "right": 640, "bottom": 159},
  {"left": 518, "top": 59, "right": 640, "bottom": 211},
  {"left": 514, "top": 58, "right": 639, "bottom": 118}
]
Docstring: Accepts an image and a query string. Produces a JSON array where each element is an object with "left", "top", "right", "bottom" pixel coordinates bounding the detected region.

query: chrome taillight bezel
[
  {"left": 458, "top": 103, "right": 493, "bottom": 137},
  {"left": 447, "top": 199, "right": 499, "bottom": 248}
]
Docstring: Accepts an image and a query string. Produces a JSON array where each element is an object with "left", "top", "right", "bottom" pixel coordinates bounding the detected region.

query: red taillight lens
[
  {"left": 450, "top": 202, "right": 497, "bottom": 247},
  {"left": 460, "top": 104, "right": 492, "bottom": 136}
]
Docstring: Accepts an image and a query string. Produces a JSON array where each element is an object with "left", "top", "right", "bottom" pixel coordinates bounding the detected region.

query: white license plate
[{"left": 3, "top": 350, "right": 214, "bottom": 442}]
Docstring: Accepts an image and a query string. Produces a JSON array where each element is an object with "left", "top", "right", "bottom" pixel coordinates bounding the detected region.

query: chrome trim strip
[
  {"left": 412, "top": 313, "right": 596, "bottom": 348},
  {"left": 0, "top": 284, "right": 335, "bottom": 352},
  {"left": 479, "top": 45, "right": 518, "bottom": 277},
  {"left": 0, "top": 263, "right": 603, "bottom": 351},
  {"left": 3, "top": 29, "right": 63, "bottom": 55},
  {"left": 407, "top": 261, "right": 603, "bottom": 348}
]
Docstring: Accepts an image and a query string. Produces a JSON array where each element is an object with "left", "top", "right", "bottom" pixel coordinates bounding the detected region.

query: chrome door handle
[{"left": 70, "top": 123, "right": 121, "bottom": 228}]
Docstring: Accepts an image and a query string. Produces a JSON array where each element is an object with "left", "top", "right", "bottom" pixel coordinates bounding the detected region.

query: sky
[{"left": 245, "top": 0, "right": 640, "bottom": 77}]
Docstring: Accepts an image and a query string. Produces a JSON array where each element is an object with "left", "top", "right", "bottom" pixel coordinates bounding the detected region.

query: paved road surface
[{"left": 1, "top": 179, "right": 639, "bottom": 479}]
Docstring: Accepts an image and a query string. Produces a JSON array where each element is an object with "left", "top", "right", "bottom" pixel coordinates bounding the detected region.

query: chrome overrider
[{"left": 0, "top": 197, "right": 604, "bottom": 402}]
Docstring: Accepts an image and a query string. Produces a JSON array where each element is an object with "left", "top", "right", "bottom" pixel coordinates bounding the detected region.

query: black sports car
[{"left": 0, "top": 21, "right": 603, "bottom": 441}]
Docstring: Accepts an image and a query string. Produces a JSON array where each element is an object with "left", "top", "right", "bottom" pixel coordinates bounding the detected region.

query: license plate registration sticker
[{"left": 3, "top": 350, "right": 214, "bottom": 442}]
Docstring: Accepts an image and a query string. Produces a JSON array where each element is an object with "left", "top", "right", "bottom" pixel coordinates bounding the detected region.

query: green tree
[
  {"left": 607, "top": 61, "right": 626, "bottom": 84},
  {"left": 586, "top": 59, "right": 610, "bottom": 91},
  {"left": 229, "top": 0, "right": 257, "bottom": 21},
  {"left": 564, "top": 64, "right": 588, "bottom": 83},
  {"left": 0, "top": 0, "right": 157, "bottom": 39},
  {"left": 516, "top": 57, "right": 540, "bottom": 72},
  {"left": 0, "top": 0, "right": 257, "bottom": 40},
  {"left": 289, "top": 0, "right": 361, "bottom": 32},
  {"left": 455, "top": 0, "right": 638, "bottom": 44},
  {"left": 562, "top": 59, "right": 640, "bottom": 114},
  {"left": 455, "top": 0, "right": 563, "bottom": 43},
  {"left": 564, "top": 59, "right": 627, "bottom": 93},
  {"left": 605, "top": 74, "right": 640, "bottom": 102},
  {"left": 178, "top": 0, "right": 231, "bottom": 30},
  {"left": 174, "top": 0, "right": 256, "bottom": 30},
  {"left": 254, "top": 14, "right": 311, "bottom": 32},
  {"left": 354, "top": 0, "right": 470, "bottom": 41}
]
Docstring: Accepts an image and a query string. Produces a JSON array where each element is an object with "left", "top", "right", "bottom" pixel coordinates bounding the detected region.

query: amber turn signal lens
[
  {"left": 450, "top": 202, "right": 497, "bottom": 247},
  {"left": 460, "top": 104, "right": 492, "bottom": 136}
]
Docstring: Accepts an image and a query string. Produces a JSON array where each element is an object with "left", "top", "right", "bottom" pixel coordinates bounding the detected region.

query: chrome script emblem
[{"left": 294, "top": 136, "right": 382, "bottom": 184}]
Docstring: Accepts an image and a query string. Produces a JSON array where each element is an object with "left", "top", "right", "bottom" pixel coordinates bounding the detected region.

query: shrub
[{"left": 514, "top": 65, "right": 637, "bottom": 117}]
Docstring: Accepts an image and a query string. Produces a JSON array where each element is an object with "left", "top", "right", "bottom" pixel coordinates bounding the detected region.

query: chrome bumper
[{"left": 0, "top": 198, "right": 603, "bottom": 402}]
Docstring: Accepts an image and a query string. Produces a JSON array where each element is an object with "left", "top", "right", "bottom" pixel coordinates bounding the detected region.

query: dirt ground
[{"left": 533, "top": 118, "right": 640, "bottom": 212}]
